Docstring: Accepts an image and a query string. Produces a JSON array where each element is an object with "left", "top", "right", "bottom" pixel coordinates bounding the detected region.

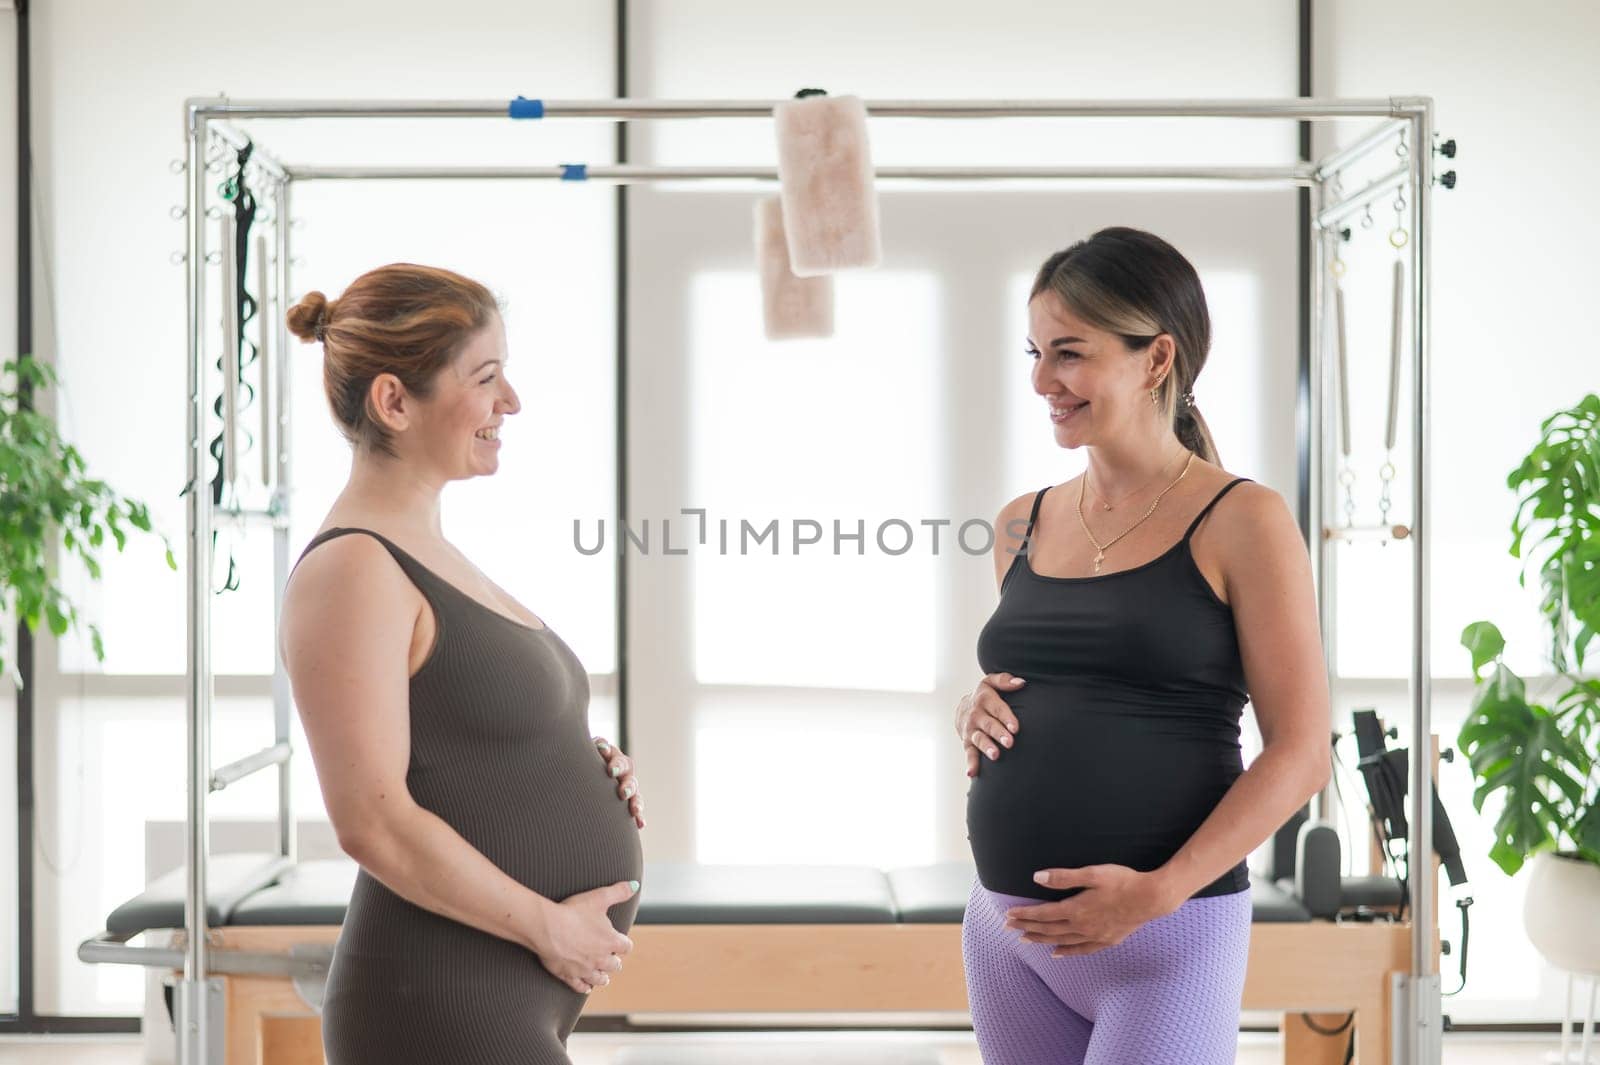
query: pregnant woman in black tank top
[
  {"left": 956, "top": 230, "right": 1332, "bottom": 1064},
  {"left": 277, "top": 265, "right": 644, "bottom": 1065},
  {"left": 967, "top": 476, "right": 1254, "bottom": 901}
]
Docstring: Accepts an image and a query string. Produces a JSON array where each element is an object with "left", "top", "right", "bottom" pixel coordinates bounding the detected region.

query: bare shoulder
[
  {"left": 280, "top": 532, "right": 420, "bottom": 668},
  {"left": 991, "top": 489, "right": 1044, "bottom": 588},
  {"left": 994, "top": 489, "right": 1038, "bottom": 535},
  {"left": 1208, "top": 476, "right": 1296, "bottom": 534},
  {"left": 994, "top": 488, "right": 1044, "bottom": 553},
  {"left": 1200, "top": 476, "right": 1309, "bottom": 598}
]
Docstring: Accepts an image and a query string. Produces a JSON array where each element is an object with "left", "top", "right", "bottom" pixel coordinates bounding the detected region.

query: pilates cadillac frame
[{"left": 79, "top": 95, "right": 1447, "bottom": 1065}]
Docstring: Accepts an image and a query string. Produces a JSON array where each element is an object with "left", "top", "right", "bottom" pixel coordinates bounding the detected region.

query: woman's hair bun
[{"left": 287, "top": 291, "right": 331, "bottom": 343}]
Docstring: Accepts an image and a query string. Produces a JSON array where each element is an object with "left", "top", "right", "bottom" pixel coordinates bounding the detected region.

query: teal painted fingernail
[
  {"left": 629, "top": 880, "right": 640, "bottom": 892},
  {"left": 610, "top": 765, "right": 622, "bottom": 778}
]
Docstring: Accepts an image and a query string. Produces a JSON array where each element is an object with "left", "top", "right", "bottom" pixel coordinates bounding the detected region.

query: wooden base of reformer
[{"left": 202, "top": 917, "right": 1419, "bottom": 1065}]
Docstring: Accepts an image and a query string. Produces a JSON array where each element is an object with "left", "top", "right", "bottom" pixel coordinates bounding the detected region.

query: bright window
[{"left": 689, "top": 271, "right": 942, "bottom": 693}]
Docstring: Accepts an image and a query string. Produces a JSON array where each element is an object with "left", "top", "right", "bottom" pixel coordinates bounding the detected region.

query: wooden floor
[{"left": 0, "top": 1031, "right": 1587, "bottom": 1064}]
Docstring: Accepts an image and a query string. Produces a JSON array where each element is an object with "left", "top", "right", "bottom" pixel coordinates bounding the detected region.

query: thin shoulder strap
[
  {"left": 1183, "top": 477, "right": 1252, "bottom": 540},
  {"left": 997, "top": 488, "right": 1051, "bottom": 593},
  {"left": 1021, "top": 487, "right": 1049, "bottom": 550}
]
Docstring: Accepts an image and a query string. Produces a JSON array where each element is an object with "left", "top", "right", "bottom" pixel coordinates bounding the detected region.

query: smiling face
[
  {"left": 409, "top": 314, "right": 521, "bottom": 480},
  {"left": 1027, "top": 290, "right": 1172, "bottom": 450}
]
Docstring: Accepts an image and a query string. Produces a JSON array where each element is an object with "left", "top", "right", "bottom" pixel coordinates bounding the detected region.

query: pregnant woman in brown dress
[{"left": 277, "top": 264, "right": 645, "bottom": 1065}]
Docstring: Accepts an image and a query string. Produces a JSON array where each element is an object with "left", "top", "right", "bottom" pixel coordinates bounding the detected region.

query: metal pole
[
  {"left": 1405, "top": 97, "right": 1439, "bottom": 1065},
  {"left": 614, "top": 0, "right": 631, "bottom": 757},
  {"left": 181, "top": 101, "right": 213, "bottom": 1065},
  {"left": 1313, "top": 117, "right": 1407, "bottom": 180},
  {"left": 219, "top": 221, "right": 237, "bottom": 496},
  {"left": 206, "top": 120, "right": 289, "bottom": 182},
  {"left": 1308, "top": 178, "right": 1338, "bottom": 823},
  {"left": 272, "top": 178, "right": 295, "bottom": 863},
  {"left": 1315, "top": 164, "right": 1408, "bottom": 229},
  {"left": 188, "top": 96, "right": 1405, "bottom": 121},
  {"left": 13, "top": 0, "right": 36, "bottom": 1028},
  {"left": 284, "top": 164, "right": 1315, "bottom": 183}
]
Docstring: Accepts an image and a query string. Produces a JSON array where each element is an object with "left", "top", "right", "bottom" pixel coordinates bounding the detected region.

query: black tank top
[{"left": 966, "top": 478, "right": 1252, "bottom": 901}]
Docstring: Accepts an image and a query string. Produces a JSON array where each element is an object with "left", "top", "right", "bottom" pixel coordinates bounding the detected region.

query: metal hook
[
  {"left": 1361, "top": 204, "right": 1375, "bottom": 230},
  {"left": 170, "top": 205, "right": 187, "bottom": 221},
  {"left": 171, "top": 251, "right": 187, "bottom": 265}
]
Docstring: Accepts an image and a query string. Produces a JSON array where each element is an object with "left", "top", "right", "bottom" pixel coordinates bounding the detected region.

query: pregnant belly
[
  {"left": 502, "top": 771, "right": 645, "bottom": 909},
  {"left": 964, "top": 684, "right": 1242, "bottom": 901},
  {"left": 411, "top": 756, "right": 645, "bottom": 912}
]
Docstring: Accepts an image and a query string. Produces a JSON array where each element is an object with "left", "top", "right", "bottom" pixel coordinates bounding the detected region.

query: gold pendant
[{"left": 1093, "top": 551, "right": 1105, "bottom": 573}]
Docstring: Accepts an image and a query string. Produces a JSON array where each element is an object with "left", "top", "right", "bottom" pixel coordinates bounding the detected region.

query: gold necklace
[
  {"left": 1075, "top": 450, "right": 1194, "bottom": 574},
  {"left": 1086, "top": 445, "right": 1187, "bottom": 511}
]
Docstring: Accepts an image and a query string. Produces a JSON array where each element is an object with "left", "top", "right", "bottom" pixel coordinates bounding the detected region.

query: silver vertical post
[
  {"left": 1305, "top": 178, "right": 1331, "bottom": 815},
  {"left": 272, "top": 177, "right": 296, "bottom": 863},
  {"left": 257, "top": 233, "right": 272, "bottom": 486},
  {"left": 181, "top": 105, "right": 214, "bottom": 1065},
  {"left": 219, "top": 221, "right": 238, "bottom": 495},
  {"left": 1405, "top": 97, "right": 1439, "bottom": 1065}
]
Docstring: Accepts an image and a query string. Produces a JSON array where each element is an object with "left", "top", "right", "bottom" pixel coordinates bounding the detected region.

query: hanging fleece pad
[
  {"left": 773, "top": 95, "right": 882, "bottom": 276},
  {"left": 755, "top": 197, "right": 834, "bottom": 340}
]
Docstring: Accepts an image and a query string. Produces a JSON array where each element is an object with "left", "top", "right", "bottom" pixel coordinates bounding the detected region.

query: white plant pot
[{"left": 1523, "top": 851, "right": 1600, "bottom": 977}]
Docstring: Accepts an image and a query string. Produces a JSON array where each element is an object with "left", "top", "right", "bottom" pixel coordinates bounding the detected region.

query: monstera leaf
[
  {"left": 1576, "top": 802, "right": 1600, "bottom": 865},
  {"left": 1458, "top": 623, "right": 1596, "bottom": 876},
  {"left": 1507, "top": 394, "right": 1600, "bottom": 671}
]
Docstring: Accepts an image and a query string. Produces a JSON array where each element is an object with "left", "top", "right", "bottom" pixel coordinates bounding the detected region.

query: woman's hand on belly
[
  {"left": 1002, "top": 864, "right": 1183, "bottom": 957},
  {"left": 593, "top": 737, "right": 645, "bottom": 829},
  {"left": 533, "top": 879, "right": 641, "bottom": 994},
  {"left": 956, "top": 672, "right": 1026, "bottom": 776}
]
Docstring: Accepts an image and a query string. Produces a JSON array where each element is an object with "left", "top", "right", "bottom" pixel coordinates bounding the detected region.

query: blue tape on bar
[
  {"left": 560, "top": 164, "right": 588, "bottom": 181},
  {"left": 509, "top": 96, "right": 545, "bottom": 119}
]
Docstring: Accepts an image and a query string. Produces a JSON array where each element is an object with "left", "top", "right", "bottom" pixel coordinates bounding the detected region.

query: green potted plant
[
  {"left": 1, "top": 355, "right": 176, "bottom": 686},
  {"left": 1457, "top": 393, "right": 1600, "bottom": 977}
]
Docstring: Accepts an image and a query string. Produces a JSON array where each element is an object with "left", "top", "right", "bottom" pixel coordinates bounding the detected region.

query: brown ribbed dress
[{"left": 294, "top": 528, "right": 643, "bottom": 1065}]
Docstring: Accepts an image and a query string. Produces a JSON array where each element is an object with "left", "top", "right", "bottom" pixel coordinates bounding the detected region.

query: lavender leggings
[{"left": 962, "top": 878, "right": 1252, "bottom": 1065}]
